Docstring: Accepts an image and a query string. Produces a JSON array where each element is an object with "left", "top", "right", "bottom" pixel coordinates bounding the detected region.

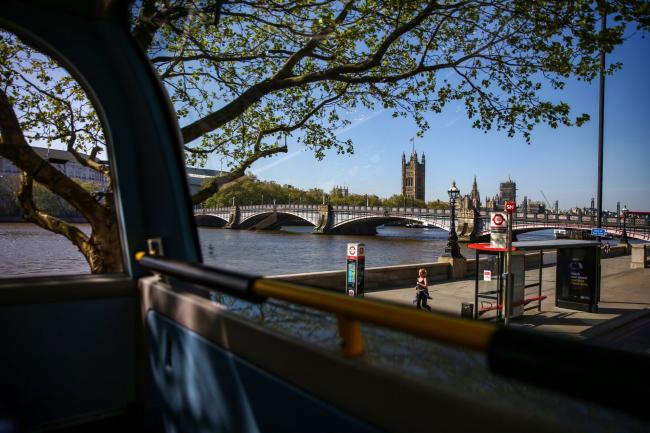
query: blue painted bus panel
[{"left": 146, "top": 310, "right": 380, "bottom": 433}]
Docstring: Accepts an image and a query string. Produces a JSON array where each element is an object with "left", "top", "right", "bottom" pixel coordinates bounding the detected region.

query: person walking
[{"left": 415, "top": 268, "right": 431, "bottom": 311}]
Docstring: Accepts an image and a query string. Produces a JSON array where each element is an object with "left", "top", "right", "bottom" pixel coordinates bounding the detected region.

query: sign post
[
  {"left": 504, "top": 201, "right": 516, "bottom": 325},
  {"left": 346, "top": 243, "right": 365, "bottom": 297}
]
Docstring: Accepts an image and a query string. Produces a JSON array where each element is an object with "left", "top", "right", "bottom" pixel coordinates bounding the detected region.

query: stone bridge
[
  {"left": 195, "top": 204, "right": 650, "bottom": 241},
  {"left": 194, "top": 204, "right": 481, "bottom": 238},
  {"left": 476, "top": 212, "right": 650, "bottom": 241}
]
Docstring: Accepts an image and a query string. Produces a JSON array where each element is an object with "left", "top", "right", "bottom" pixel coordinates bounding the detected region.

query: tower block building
[
  {"left": 401, "top": 151, "right": 425, "bottom": 201},
  {"left": 499, "top": 176, "right": 517, "bottom": 205}
]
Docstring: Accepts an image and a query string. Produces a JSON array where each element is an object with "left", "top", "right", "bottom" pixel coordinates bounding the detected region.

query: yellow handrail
[{"left": 253, "top": 278, "right": 495, "bottom": 353}]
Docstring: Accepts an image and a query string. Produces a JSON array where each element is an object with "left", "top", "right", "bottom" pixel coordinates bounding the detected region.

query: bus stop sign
[
  {"left": 346, "top": 243, "right": 365, "bottom": 297},
  {"left": 505, "top": 201, "right": 516, "bottom": 213},
  {"left": 490, "top": 212, "right": 507, "bottom": 248}
]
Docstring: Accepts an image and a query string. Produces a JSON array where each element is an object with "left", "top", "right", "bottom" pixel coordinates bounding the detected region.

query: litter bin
[{"left": 461, "top": 302, "right": 474, "bottom": 319}]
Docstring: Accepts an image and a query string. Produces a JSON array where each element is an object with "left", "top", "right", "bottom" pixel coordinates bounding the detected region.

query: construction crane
[{"left": 540, "top": 190, "right": 552, "bottom": 209}]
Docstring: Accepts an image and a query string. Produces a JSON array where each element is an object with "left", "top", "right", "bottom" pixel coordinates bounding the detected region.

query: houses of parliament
[
  {"left": 400, "top": 150, "right": 542, "bottom": 213},
  {"left": 401, "top": 151, "right": 426, "bottom": 201}
]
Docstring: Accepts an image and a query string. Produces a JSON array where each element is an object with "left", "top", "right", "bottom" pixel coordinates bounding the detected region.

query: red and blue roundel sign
[
  {"left": 347, "top": 243, "right": 365, "bottom": 259},
  {"left": 492, "top": 213, "right": 505, "bottom": 227}
]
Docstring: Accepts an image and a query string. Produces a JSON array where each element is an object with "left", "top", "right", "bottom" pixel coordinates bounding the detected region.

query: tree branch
[
  {"left": 272, "top": 1, "right": 355, "bottom": 79},
  {"left": 151, "top": 52, "right": 267, "bottom": 64},
  {"left": 180, "top": 1, "right": 446, "bottom": 143},
  {"left": 191, "top": 144, "right": 288, "bottom": 205},
  {"left": 132, "top": 1, "right": 190, "bottom": 52},
  {"left": 0, "top": 88, "right": 105, "bottom": 222},
  {"left": 18, "top": 73, "right": 108, "bottom": 174},
  {"left": 253, "top": 88, "right": 347, "bottom": 151},
  {"left": 17, "top": 172, "right": 93, "bottom": 257}
]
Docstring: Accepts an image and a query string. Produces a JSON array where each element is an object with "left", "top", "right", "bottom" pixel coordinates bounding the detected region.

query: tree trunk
[{"left": 88, "top": 214, "right": 123, "bottom": 273}]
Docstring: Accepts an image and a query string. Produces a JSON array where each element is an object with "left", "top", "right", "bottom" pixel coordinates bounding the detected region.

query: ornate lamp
[
  {"left": 445, "top": 180, "right": 463, "bottom": 258},
  {"left": 621, "top": 205, "right": 629, "bottom": 244}
]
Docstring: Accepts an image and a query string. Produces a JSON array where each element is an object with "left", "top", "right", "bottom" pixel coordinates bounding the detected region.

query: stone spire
[{"left": 470, "top": 175, "right": 481, "bottom": 208}]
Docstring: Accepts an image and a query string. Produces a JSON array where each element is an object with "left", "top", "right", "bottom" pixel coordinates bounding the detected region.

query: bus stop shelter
[{"left": 468, "top": 240, "right": 601, "bottom": 321}]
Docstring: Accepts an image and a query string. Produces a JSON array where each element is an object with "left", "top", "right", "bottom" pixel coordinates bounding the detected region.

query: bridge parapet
[
  {"left": 201, "top": 204, "right": 454, "bottom": 215},
  {"left": 474, "top": 213, "right": 650, "bottom": 241},
  {"left": 239, "top": 204, "right": 321, "bottom": 211}
]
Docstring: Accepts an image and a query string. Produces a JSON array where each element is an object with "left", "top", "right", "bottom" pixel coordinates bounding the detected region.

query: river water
[{"left": 0, "top": 223, "right": 556, "bottom": 278}]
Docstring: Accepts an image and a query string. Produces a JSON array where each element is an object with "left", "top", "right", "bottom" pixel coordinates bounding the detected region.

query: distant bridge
[
  {"left": 195, "top": 204, "right": 650, "bottom": 241},
  {"left": 195, "top": 204, "right": 458, "bottom": 236},
  {"left": 477, "top": 212, "right": 650, "bottom": 241}
]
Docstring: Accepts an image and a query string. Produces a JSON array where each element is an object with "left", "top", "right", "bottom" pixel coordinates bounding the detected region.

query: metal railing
[
  {"left": 197, "top": 205, "right": 453, "bottom": 215},
  {"left": 475, "top": 216, "right": 650, "bottom": 240}
]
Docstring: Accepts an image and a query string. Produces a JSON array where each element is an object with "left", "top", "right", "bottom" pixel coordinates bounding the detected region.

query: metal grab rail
[
  {"left": 136, "top": 253, "right": 650, "bottom": 421},
  {"left": 254, "top": 278, "right": 494, "bottom": 352},
  {"left": 136, "top": 252, "right": 494, "bottom": 353},
  {"left": 137, "top": 254, "right": 265, "bottom": 303}
]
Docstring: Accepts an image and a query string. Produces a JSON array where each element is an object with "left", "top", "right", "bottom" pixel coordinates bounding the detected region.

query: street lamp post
[
  {"left": 444, "top": 181, "right": 463, "bottom": 258},
  {"left": 621, "top": 206, "right": 629, "bottom": 244},
  {"left": 596, "top": 9, "right": 607, "bottom": 230}
]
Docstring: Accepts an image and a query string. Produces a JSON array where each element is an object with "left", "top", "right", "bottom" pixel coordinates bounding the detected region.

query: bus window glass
[
  {"left": 0, "top": 28, "right": 123, "bottom": 277},
  {"left": 128, "top": 1, "right": 649, "bottom": 349}
]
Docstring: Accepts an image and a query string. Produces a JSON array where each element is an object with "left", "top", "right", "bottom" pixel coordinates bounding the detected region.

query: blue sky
[{"left": 219, "top": 31, "right": 650, "bottom": 212}]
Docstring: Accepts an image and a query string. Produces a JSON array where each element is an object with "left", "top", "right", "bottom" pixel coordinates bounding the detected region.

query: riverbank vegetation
[
  {"left": 0, "top": 175, "right": 102, "bottom": 219},
  {"left": 203, "top": 176, "right": 448, "bottom": 209}
]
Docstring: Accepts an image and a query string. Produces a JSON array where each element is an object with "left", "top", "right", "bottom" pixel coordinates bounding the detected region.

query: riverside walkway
[{"left": 367, "top": 255, "right": 650, "bottom": 347}]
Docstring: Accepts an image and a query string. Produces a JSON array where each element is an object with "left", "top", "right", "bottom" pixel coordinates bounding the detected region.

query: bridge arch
[
  {"left": 238, "top": 210, "right": 317, "bottom": 230},
  {"left": 330, "top": 215, "right": 449, "bottom": 235},
  {"left": 195, "top": 214, "right": 228, "bottom": 228}
]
